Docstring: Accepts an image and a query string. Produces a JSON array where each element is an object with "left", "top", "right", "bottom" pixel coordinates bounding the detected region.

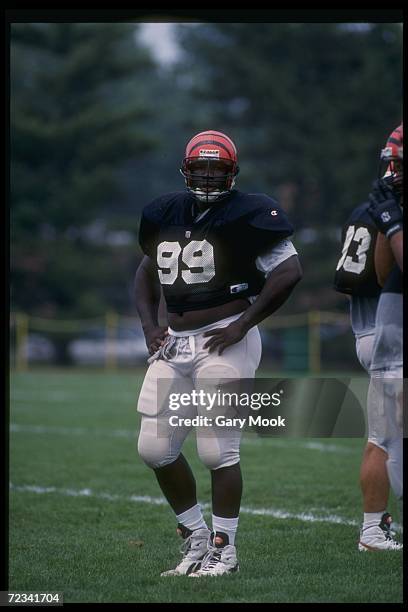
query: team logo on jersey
[
  {"left": 199, "top": 149, "right": 220, "bottom": 158},
  {"left": 185, "top": 231, "right": 191, "bottom": 238},
  {"left": 271, "top": 210, "right": 278, "bottom": 216},
  {"left": 381, "top": 211, "right": 391, "bottom": 222}
]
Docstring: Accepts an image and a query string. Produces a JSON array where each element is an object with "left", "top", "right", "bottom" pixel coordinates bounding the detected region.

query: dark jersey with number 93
[
  {"left": 139, "top": 189, "right": 294, "bottom": 313},
  {"left": 334, "top": 201, "right": 382, "bottom": 338},
  {"left": 334, "top": 202, "right": 381, "bottom": 298}
]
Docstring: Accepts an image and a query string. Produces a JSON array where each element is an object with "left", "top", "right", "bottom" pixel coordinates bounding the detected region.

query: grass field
[{"left": 9, "top": 369, "right": 403, "bottom": 603}]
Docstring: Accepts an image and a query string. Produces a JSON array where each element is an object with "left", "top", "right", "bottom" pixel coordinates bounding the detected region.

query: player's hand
[
  {"left": 144, "top": 326, "right": 168, "bottom": 355},
  {"left": 203, "top": 320, "right": 248, "bottom": 355},
  {"left": 367, "top": 179, "right": 403, "bottom": 238}
]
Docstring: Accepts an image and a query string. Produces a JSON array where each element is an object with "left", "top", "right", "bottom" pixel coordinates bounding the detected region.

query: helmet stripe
[
  {"left": 193, "top": 131, "right": 237, "bottom": 151},
  {"left": 387, "top": 137, "right": 403, "bottom": 146}
]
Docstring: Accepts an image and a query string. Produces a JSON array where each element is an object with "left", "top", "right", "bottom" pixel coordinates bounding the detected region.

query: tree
[
  {"left": 10, "top": 23, "right": 159, "bottom": 362},
  {"left": 11, "top": 23, "right": 157, "bottom": 318},
  {"left": 174, "top": 23, "right": 402, "bottom": 226}
]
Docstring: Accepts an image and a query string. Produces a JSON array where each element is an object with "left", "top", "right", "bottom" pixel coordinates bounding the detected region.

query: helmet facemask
[
  {"left": 379, "top": 152, "right": 403, "bottom": 202},
  {"left": 378, "top": 125, "right": 403, "bottom": 204},
  {"left": 180, "top": 157, "right": 238, "bottom": 205}
]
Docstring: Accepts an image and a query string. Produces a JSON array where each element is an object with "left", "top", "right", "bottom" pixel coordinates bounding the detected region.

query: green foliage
[
  {"left": 174, "top": 23, "right": 402, "bottom": 226},
  {"left": 11, "top": 23, "right": 156, "bottom": 318}
]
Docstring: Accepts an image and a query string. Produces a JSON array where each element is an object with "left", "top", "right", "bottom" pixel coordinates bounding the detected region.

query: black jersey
[
  {"left": 139, "top": 189, "right": 294, "bottom": 313},
  {"left": 334, "top": 202, "right": 382, "bottom": 298}
]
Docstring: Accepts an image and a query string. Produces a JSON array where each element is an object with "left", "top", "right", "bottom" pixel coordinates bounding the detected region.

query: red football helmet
[
  {"left": 180, "top": 130, "right": 239, "bottom": 203},
  {"left": 380, "top": 123, "right": 403, "bottom": 198}
]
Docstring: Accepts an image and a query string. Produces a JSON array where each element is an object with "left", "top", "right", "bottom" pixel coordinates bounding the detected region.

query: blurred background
[{"left": 10, "top": 21, "right": 403, "bottom": 373}]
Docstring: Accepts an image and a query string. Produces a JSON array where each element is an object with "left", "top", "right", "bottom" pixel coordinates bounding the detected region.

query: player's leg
[
  {"left": 384, "top": 369, "right": 403, "bottom": 517},
  {"left": 153, "top": 453, "right": 197, "bottom": 515},
  {"left": 360, "top": 442, "right": 389, "bottom": 512},
  {"left": 137, "top": 356, "right": 210, "bottom": 575},
  {"left": 359, "top": 441, "right": 395, "bottom": 547},
  {"left": 190, "top": 325, "right": 262, "bottom": 576},
  {"left": 356, "top": 333, "right": 394, "bottom": 550},
  {"left": 193, "top": 429, "right": 243, "bottom": 577},
  {"left": 359, "top": 372, "right": 403, "bottom": 551}
]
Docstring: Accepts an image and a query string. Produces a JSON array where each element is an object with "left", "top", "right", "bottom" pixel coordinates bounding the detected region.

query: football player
[
  {"left": 361, "top": 124, "right": 403, "bottom": 551},
  {"left": 134, "top": 130, "right": 302, "bottom": 576},
  {"left": 334, "top": 124, "right": 403, "bottom": 551}
]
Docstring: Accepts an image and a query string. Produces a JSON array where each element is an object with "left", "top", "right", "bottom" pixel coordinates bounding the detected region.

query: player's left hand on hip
[
  {"left": 367, "top": 179, "right": 403, "bottom": 238},
  {"left": 203, "top": 320, "right": 247, "bottom": 355}
]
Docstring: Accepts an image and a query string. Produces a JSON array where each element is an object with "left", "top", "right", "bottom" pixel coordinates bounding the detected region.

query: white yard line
[
  {"left": 9, "top": 483, "right": 360, "bottom": 527},
  {"left": 9, "top": 423, "right": 357, "bottom": 453},
  {"left": 10, "top": 423, "right": 135, "bottom": 438},
  {"left": 11, "top": 391, "right": 137, "bottom": 403}
]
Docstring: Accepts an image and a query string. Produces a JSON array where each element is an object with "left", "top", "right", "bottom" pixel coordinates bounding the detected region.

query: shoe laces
[{"left": 199, "top": 545, "right": 222, "bottom": 570}]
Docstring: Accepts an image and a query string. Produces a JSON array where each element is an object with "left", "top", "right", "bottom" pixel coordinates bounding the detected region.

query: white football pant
[
  {"left": 137, "top": 314, "right": 262, "bottom": 470},
  {"left": 367, "top": 368, "right": 403, "bottom": 500}
]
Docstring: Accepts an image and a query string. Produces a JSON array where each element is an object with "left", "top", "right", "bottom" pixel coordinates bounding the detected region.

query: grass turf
[{"left": 8, "top": 369, "right": 403, "bottom": 603}]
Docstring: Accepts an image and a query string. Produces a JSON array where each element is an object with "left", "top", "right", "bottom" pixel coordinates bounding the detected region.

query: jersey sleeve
[{"left": 255, "top": 239, "right": 298, "bottom": 276}]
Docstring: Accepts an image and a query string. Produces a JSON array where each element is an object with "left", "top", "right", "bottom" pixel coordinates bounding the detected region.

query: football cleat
[
  {"left": 358, "top": 513, "right": 403, "bottom": 551},
  {"left": 189, "top": 531, "right": 239, "bottom": 577},
  {"left": 379, "top": 512, "right": 397, "bottom": 539},
  {"left": 160, "top": 525, "right": 211, "bottom": 577}
]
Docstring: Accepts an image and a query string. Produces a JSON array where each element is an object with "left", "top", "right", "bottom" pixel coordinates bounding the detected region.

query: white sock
[
  {"left": 363, "top": 511, "right": 385, "bottom": 531},
  {"left": 176, "top": 504, "right": 207, "bottom": 532},
  {"left": 212, "top": 514, "right": 239, "bottom": 546}
]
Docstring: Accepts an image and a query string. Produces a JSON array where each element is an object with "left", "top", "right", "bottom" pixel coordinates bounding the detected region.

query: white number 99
[{"left": 157, "top": 239, "right": 215, "bottom": 285}]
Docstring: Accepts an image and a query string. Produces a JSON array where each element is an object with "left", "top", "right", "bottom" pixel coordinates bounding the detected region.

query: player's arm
[
  {"left": 134, "top": 255, "right": 168, "bottom": 355},
  {"left": 203, "top": 254, "right": 302, "bottom": 355},
  {"left": 157, "top": 287, "right": 169, "bottom": 328},
  {"left": 367, "top": 179, "right": 403, "bottom": 276},
  {"left": 238, "top": 254, "right": 302, "bottom": 328},
  {"left": 374, "top": 232, "right": 397, "bottom": 286},
  {"left": 389, "top": 231, "right": 403, "bottom": 272}
]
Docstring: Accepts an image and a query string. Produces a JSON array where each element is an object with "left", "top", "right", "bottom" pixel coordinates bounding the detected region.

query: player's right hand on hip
[{"left": 144, "top": 326, "right": 168, "bottom": 355}]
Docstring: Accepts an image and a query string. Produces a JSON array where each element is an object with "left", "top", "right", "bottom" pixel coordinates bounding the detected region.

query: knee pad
[
  {"left": 137, "top": 418, "right": 179, "bottom": 469},
  {"left": 196, "top": 432, "right": 241, "bottom": 470},
  {"left": 356, "top": 334, "right": 375, "bottom": 372}
]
